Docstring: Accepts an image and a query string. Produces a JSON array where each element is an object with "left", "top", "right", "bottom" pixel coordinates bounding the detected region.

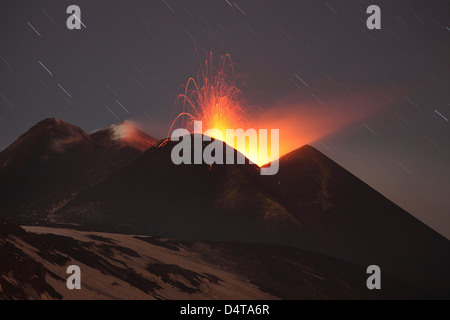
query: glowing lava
[
  {"left": 168, "top": 53, "right": 392, "bottom": 168},
  {"left": 169, "top": 52, "right": 272, "bottom": 166}
]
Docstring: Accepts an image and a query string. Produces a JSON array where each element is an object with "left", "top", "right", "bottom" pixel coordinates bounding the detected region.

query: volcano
[
  {"left": 55, "top": 136, "right": 306, "bottom": 244},
  {"left": 50, "top": 135, "right": 449, "bottom": 296},
  {"left": 259, "top": 145, "right": 450, "bottom": 296},
  {"left": 0, "top": 118, "right": 157, "bottom": 221},
  {"left": 0, "top": 118, "right": 449, "bottom": 298}
]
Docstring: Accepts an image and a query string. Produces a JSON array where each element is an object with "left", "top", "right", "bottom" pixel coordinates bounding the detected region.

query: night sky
[{"left": 1, "top": 0, "right": 449, "bottom": 237}]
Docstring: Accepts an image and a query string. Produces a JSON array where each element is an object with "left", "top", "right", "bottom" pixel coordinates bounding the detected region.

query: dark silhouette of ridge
[
  {"left": 0, "top": 118, "right": 157, "bottom": 220},
  {"left": 0, "top": 119, "right": 448, "bottom": 297},
  {"left": 56, "top": 136, "right": 307, "bottom": 245},
  {"left": 259, "top": 145, "right": 450, "bottom": 296}
]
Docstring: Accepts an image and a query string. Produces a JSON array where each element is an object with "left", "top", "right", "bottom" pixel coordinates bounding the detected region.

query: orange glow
[
  {"left": 170, "top": 52, "right": 271, "bottom": 166},
  {"left": 169, "top": 52, "right": 391, "bottom": 167},
  {"left": 252, "top": 91, "right": 392, "bottom": 161}
]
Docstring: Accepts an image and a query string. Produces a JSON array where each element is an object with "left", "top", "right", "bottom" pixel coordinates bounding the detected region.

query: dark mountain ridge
[
  {"left": 0, "top": 118, "right": 157, "bottom": 220},
  {"left": 0, "top": 119, "right": 449, "bottom": 297}
]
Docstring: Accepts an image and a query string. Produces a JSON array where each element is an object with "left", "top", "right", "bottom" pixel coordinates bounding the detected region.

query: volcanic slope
[
  {"left": 258, "top": 145, "right": 450, "bottom": 297},
  {"left": 0, "top": 217, "right": 426, "bottom": 299},
  {"left": 56, "top": 139, "right": 450, "bottom": 297},
  {"left": 0, "top": 118, "right": 157, "bottom": 221},
  {"left": 56, "top": 136, "right": 308, "bottom": 245}
]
